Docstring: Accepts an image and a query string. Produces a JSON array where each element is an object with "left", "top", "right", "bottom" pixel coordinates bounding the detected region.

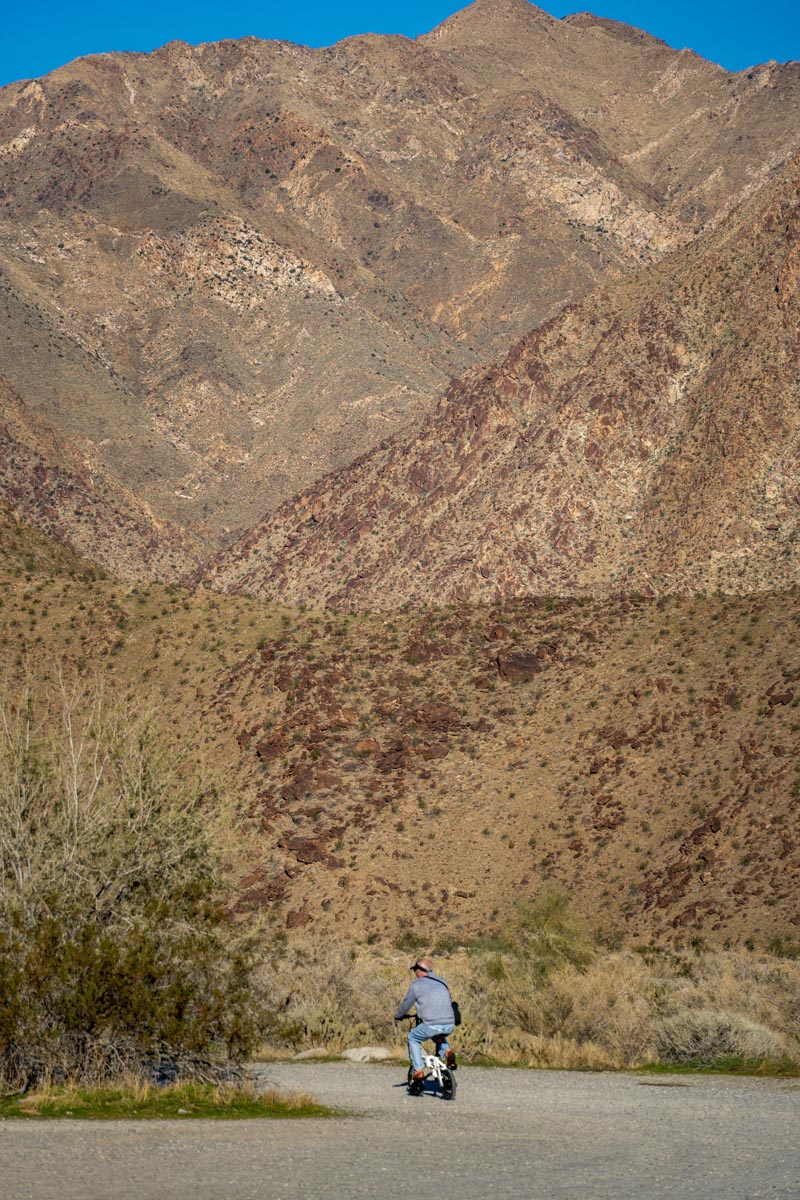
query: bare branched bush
[{"left": 0, "top": 678, "right": 268, "bottom": 1093}]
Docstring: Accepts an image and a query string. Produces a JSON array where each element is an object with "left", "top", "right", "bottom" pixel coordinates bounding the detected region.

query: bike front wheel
[
  {"left": 407, "top": 1066, "right": 425, "bottom": 1096},
  {"left": 440, "top": 1067, "right": 456, "bottom": 1101}
]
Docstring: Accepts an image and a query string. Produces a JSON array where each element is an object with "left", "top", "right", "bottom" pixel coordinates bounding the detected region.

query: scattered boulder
[
  {"left": 420, "top": 741, "right": 449, "bottom": 760},
  {"left": 495, "top": 650, "right": 544, "bottom": 682},
  {"left": 285, "top": 907, "right": 312, "bottom": 929},
  {"left": 255, "top": 733, "right": 289, "bottom": 762},
  {"left": 284, "top": 836, "right": 331, "bottom": 865},
  {"left": 414, "top": 700, "right": 460, "bottom": 731},
  {"left": 341, "top": 1046, "right": 392, "bottom": 1062}
]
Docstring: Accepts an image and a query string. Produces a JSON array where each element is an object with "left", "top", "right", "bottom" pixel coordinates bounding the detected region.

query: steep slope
[
  {"left": 1, "top": 2, "right": 799, "bottom": 575},
  {"left": 425, "top": 0, "right": 800, "bottom": 231},
  {"left": 203, "top": 149, "right": 800, "bottom": 607},
  {"left": 0, "top": 375, "right": 196, "bottom": 578}
]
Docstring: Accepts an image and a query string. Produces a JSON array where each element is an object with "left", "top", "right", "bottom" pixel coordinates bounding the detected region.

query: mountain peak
[{"left": 420, "top": 0, "right": 556, "bottom": 44}]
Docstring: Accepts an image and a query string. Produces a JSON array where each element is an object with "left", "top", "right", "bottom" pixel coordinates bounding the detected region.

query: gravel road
[{"left": 1, "top": 1063, "right": 798, "bottom": 1200}]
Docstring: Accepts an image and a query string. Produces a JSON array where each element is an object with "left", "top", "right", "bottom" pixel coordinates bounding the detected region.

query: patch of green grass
[
  {"left": 637, "top": 1056, "right": 800, "bottom": 1078},
  {"left": 0, "top": 1081, "right": 338, "bottom": 1120}
]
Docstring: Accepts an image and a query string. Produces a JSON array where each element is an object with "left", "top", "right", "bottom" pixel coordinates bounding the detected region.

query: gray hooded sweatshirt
[{"left": 395, "top": 972, "right": 455, "bottom": 1025}]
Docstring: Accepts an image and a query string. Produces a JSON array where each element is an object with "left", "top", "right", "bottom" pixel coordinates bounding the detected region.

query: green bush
[{"left": 0, "top": 684, "right": 267, "bottom": 1091}]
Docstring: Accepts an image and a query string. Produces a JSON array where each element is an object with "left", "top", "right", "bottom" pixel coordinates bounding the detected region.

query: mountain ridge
[{"left": 2, "top": 3, "right": 799, "bottom": 578}]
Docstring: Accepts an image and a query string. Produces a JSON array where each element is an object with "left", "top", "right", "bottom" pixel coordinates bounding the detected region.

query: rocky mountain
[
  {"left": 203, "top": 146, "right": 800, "bottom": 607},
  {"left": 2, "top": 0, "right": 800, "bottom": 576}
]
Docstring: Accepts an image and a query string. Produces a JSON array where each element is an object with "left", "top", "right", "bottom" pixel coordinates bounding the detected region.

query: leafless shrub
[{"left": 654, "top": 1009, "right": 790, "bottom": 1063}]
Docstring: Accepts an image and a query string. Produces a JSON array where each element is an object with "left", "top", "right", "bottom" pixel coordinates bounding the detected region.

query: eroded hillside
[
  {"left": 205, "top": 148, "right": 800, "bottom": 606},
  {"left": 2, "top": 0, "right": 799, "bottom": 574}
]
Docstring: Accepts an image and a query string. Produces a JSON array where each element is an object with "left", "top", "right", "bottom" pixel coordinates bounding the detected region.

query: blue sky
[{"left": 1, "top": 0, "right": 798, "bottom": 89}]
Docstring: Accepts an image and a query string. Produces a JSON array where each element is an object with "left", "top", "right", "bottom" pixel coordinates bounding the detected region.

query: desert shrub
[
  {"left": 511, "top": 956, "right": 656, "bottom": 1065},
  {"left": 259, "top": 942, "right": 398, "bottom": 1050},
  {"left": 0, "top": 682, "right": 268, "bottom": 1092},
  {"left": 495, "top": 885, "right": 595, "bottom": 977},
  {"left": 255, "top": 938, "right": 800, "bottom": 1072},
  {"left": 653, "top": 1009, "right": 790, "bottom": 1063},
  {"left": 659, "top": 949, "right": 800, "bottom": 1039}
]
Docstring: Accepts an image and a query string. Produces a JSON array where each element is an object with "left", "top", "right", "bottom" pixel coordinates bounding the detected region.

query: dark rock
[
  {"left": 414, "top": 701, "right": 460, "bottom": 732},
  {"left": 255, "top": 733, "right": 289, "bottom": 762},
  {"left": 405, "top": 640, "right": 444, "bottom": 664},
  {"left": 420, "top": 741, "right": 449, "bottom": 760},
  {"left": 495, "top": 651, "right": 544, "bottom": 682},
  {"left": 672, "top": 905, "right": 698, "bottom": 928},
  {"left": 285, "top": 836, "right": 330, "bottom": 864},
  {"left": 285, "top": 908, "right": 312, "bottom": 929}
]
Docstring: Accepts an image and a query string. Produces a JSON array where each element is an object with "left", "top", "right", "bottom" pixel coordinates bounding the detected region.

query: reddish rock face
[
  {"left": 285, "top": 908, "right": 313, "bottom": 930},
  {"left": 283, "top": 837, "right": 331, "bottom": 865},
  {"left": 353, "top": 738, "right": 381, "bottom": 755},
  {"left": 255, "top": 734, "right": 289, "bottom": 762},
  {"left": 495, "top": 652, "right": 545, "bottom": 683}
]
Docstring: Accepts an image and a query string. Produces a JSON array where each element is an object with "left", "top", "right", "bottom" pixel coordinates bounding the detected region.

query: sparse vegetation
[
  {"left": 2, "top": 514, "right": 800, "bottom": 1083},
  {"left": 0, "top": 1078, "right": 333, "bottom": 1119}
]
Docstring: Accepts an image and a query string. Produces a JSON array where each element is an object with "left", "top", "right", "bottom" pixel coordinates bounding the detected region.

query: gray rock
[{"left": 341, "top": 1046, "right": 392, "bottom": 1063}]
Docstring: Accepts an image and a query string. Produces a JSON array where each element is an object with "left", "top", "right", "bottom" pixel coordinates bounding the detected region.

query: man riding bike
[{"left": 394, "top": 956, "right": 457, "bottom": 1082}]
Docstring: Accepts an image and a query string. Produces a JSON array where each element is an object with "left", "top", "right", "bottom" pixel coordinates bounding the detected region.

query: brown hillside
[
  {"left": 2, "top": 2, "right": 799, "bottom": 574},
  {"left": 2, "top": 510, "right": 799, "bottom": 946},
  {"left": 203, "top": 149, "right": 800, "bottom": 607}
]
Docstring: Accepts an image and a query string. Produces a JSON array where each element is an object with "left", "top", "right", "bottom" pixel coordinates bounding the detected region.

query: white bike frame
[{"left": 419, "top": 1047, "right": 448, "bottom": 1087}]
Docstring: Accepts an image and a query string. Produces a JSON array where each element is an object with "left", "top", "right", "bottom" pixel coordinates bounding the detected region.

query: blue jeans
[{"left": 408, "top": 1022, "right": 455, "bottom": 1072}]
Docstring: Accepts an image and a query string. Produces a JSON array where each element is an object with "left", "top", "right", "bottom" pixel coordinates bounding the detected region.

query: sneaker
[{"left": 445, "top": 1050, "right": 457, "bottom": 1070}]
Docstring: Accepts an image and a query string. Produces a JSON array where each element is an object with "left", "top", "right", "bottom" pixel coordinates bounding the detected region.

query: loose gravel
[{"left": 1, "top": 1064, "right": 797, "bottom": 1199}]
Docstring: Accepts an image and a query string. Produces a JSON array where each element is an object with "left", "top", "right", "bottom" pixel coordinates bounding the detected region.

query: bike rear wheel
[{"left": 440, "top": 1067, "right": 456, "bottom": 1101}]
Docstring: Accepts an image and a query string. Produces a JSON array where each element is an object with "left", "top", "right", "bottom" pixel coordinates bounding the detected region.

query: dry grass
[
  {"left": 3, "top": 1074, "right": 328, "bottom": 1119},
  {"left": 257, "top": 939, "right": 800, "bottom": 1071}
]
